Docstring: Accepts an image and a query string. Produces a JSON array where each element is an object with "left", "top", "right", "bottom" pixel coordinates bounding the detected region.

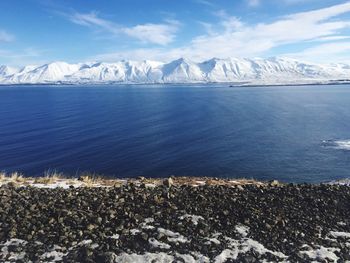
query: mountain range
[{"left": 1, "top": 57, "right": 350, "bottom": 86}]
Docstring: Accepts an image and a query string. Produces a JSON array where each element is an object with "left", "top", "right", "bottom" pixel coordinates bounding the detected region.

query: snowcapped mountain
[{"left": 1, "top": 57, "right": 350, "bottom": 85}]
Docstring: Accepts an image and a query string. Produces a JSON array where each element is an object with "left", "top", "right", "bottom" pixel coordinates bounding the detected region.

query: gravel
[{"left": 0, "top": 182, "right": 349, "bottom": 262}]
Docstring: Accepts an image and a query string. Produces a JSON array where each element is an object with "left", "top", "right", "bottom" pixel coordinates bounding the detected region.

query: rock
[
  {"left": 87, "top": 224, "right": 97, "bottom": 231},
  {"left": 236, "top": 185, "right": 244, "bottom": 191},
  {"left": 163, "top": 177, "right": 174, "bottom": 188},
  {"left": 269, "top": 180, "right": 279, "bottom": 186},
  {"left": 96, "top": 252, "right": 117, "bottom": 263},
  {"left": 141, "top": 232, "right": 148, "bottom": 241},
  {"left": 243, "top": 255, "right": 257, "bottom": 263},
  {"left": 223, "top": 210, "right": 229, "bottom": 216}
]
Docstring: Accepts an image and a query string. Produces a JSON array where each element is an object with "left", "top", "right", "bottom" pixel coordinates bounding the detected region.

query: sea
[{"left": 1, "top": 84, "right": 350, "bottom": 183}]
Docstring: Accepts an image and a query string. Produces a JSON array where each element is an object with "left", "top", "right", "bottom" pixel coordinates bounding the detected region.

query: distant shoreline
[{"left": 1, "top": 80, "right": 350, "bottom": 87}]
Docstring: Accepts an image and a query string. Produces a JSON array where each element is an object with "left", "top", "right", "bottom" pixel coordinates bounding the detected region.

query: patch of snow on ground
[
  {"left": 2, "top": 227, "right": 350, "bottom": 262},
  {"left": 130, "top": 229, "right": 141, "bottom": 235},
  {"left": 144, "top": 218, "right": 154, "bottom": 224},
  {"left": 205, "top": 233, "right": 222, "bottom": 245},
  {"left": 337, "top": 221, "right": 347, "bottom": 226},
  {"left": 139, "top": 218, "right": 155, "bottom": 230},
  {"left": 40, "top": 250, "right": 67, "bottom": 262},
  {"left": 77, "top": 239, "right": 93, "bottom": 245},
  {"left": 114, "top": 252, "right": 175, "bottom": 263},
  {"left": 176, "top": 253, "right": 209, "bottom": 263},
  {"left": 149, "top": 238, "right": 171, "bottom": 250},
  {"left": 235, "top": 224, "right": 249, "bottom": 237},
  {"left": 179, "top": 214, "right": 205, "bottom": 225},
  {"left": 109, "top": 234, "right": 120, "bottom": 240},
  {"left": 32, "top": 181, "right": 82, "bottom": 189},
  {"left": 157, "top": 228, "right": 189, "bottom": 243},
  {"left": 214, "top": 237, "right": 287, "bottom": 263},
  {"left": 205, "top": 237, "right": 221, "bottom": 245},
  {"left": 113, "top": 252, "right": 210, "bottom": 263},
  {"left": 329, "top": 231, "right": 350, "bottom": 239},
  {"left": 300, "top": 246, "right": 340, "bottom": 262},
  {"left": 0, "top": 239, "right": 27, "bottom": 261},
  {"left": 214, "top": 225, "right": 287, "bottom": 263}
]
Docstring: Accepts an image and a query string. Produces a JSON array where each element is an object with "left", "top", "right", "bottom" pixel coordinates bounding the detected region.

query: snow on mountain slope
[
  {"left": 1, "top": 57, "right": 350, "bottom": 85},
  {"left": 162, "top": 58, "right": 204, "bottom": 83},
  {"left": 0, "top": 65, "right": 18, "bottom": 77}
]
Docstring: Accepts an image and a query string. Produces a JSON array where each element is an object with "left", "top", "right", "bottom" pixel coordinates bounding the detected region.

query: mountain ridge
[{"left": 1, "top": 57, "right": 350, "bottom": 86}]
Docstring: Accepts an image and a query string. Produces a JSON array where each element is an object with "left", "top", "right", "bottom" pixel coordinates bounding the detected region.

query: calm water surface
[{"left": 1, "top": 84, "right": 350, "bottom": 183}]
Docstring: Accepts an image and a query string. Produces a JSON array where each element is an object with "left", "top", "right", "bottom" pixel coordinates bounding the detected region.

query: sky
[{"left": 1, "top": 0, "right": 350, "bottom": 66}]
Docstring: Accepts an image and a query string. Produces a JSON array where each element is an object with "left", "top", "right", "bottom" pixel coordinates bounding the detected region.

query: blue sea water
[{"left": 0, "top": 84, "right": 350, "bottom": 183}]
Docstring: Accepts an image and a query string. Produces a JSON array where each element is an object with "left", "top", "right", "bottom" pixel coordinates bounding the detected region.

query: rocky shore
[{"left": 0, "top": 177, "right": 350, "bottom": 262}]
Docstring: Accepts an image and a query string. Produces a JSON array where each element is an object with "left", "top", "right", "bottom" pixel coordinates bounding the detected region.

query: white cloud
[
  {"left": 284, "top": 41, "right": 350, "bottom": 63},
  {"left": 122, "top": 20, "right": 179, "bottom": 45},
  {"left": 91, "top": 2, "right": 350, "bottom": 63},
  {"left": 247, "top": 0, "right": 260, "bottom": 7},
  {"left": 0, "top": 30, "right": 14, "bottom": 42},
  {"left": 69, "top": 12, "right": 179, "bottom": 45},
  {"left": 70, "top": 12, "right": 114, "bottom": 28}
]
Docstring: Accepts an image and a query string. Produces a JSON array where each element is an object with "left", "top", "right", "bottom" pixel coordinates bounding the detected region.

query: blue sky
[{"left": 1, "top": 0, "right": 350, "bottom": 66}]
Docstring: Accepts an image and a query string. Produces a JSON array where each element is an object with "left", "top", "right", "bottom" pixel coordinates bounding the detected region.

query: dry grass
[
  {"left": 77, "top": 173, "right": 128, "bottom": 187},
  {"left": 0, "top": 172, "right": 5, "bottom": 181},
  {"left": 0, "top": 172, "right": 269, "bottom": 188},
  {"left": 78, "top": 175, "right": 96, "bottom": 187},
  {"left": 33, "top": 171, "right": 64, "bottom": 184},
  {"left": 10, "top": 172, "right": 26, "bottom": 183},
  {"left": 0, "top": 172, "right": 27, "bottom": 185}
]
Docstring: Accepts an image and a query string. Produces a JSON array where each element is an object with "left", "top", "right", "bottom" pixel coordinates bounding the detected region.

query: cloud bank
[
  {"left": 90, "top": 2, "right": 350, "bottom": 63},
  {"left": 70, "top": 12, "right": 179, "bottom": 45}
]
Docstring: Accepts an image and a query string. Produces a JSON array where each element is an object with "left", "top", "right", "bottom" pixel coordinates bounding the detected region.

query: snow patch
[
  {"left": 113, "top": 252, "right": 175, "bottom": 263},
  {"left": 149, "top": 238, "right": 171, "bottom": 250},
  {"left": 235, "top": 224, "right": 249, "bottom": 237},
  {"left": 2, "top": 227, "right": 349, "bottom": 262},
  {"left": 140, "top": 217, "right": 155, "bottom": 230},
  {"left": 157, "top": 228, "right": 189, "bottom": 243},
  {"left": 300, "top": 246, "right": 340, "bottom": 262},
  {"left": 109, "top": 234, "right": 120, "bottom": 240},
  {"left": 113, "top": 252, "right": 210, "bottom": 263},
  {"left": 205, "top": 237, "right": 221, "bottom": 245},
  {"left": 329, "top": 231, "right": 350, "bottom": 239},
  {"left": 0, "top": 239, "right": 28, "bottom": 262},
  {"left": 40, "top": 250, "right": 67, "bottom": 262},
  {"left": 214, "top": 225, "right": 287, "bottom": 263},
  {"left": 179, "top": 214, "right": 204, "bottom": 226},
  {"left": 130, "top": 229, "right": 141, "bottom": 235}
]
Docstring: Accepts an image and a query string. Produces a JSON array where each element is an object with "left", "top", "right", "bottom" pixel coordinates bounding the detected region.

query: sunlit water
[{"left": 1, "top": 84, "right": 350, "bottom": 183}]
